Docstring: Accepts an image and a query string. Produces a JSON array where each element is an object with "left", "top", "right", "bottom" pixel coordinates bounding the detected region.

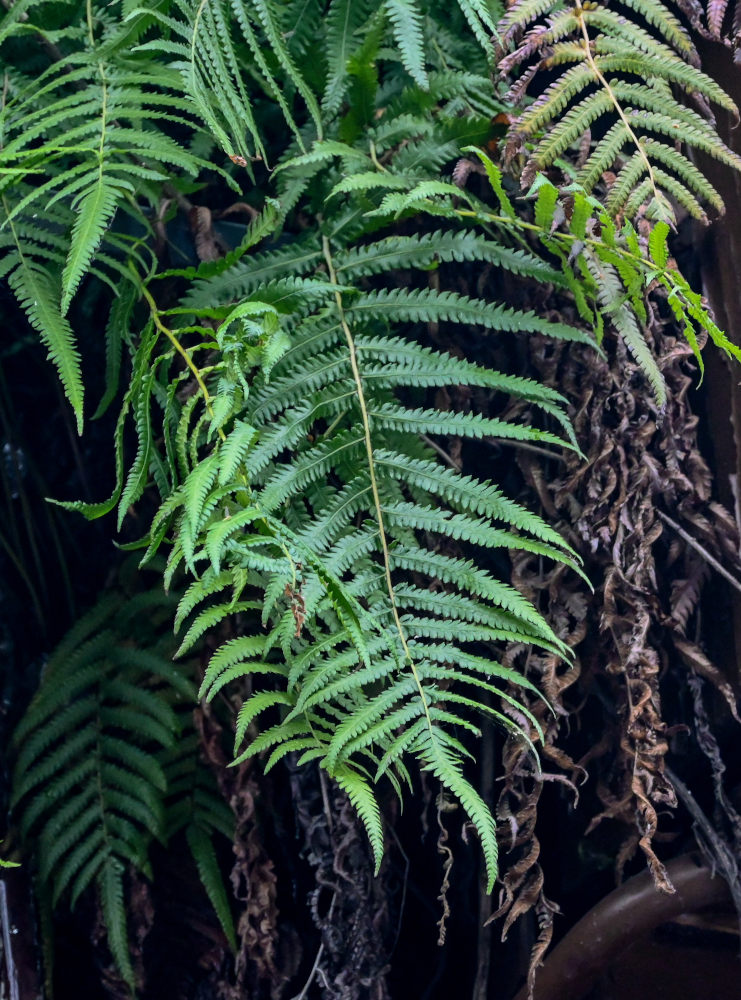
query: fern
[
  {"left": 11, "top": 593, "right": 175, "bottom": 984},
  {"left": 11, "top": 581, "right": 236, "bottom": 984},
  {"left": 371, "top": 149, "right": 739, "bottom": 404},
  {"left": 7, "top": 0, "right": 741, "bottom": 938},
  {"left": 120, "top": 114, "right": 595, "bottom": 889},
  {"left": 55, "top": 25, "right": 732, "bottom": 886},
  {"left": 0, "top": 1, "right": 220, "bottom": 429},
  {"left": 1, "top": 223, "right": 84, "bottom": 430},
  {"left": 497, "top": 0, "right": 741, "bottom": 221}
]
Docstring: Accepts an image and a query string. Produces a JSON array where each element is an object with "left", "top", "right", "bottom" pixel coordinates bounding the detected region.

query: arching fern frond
[
  {"left": 0, "top": 213, "right": 84, "bottom": 430},
  {"left": 497, "top": 0, "right": 741, "bottom": 221},
  {"left": 125, "top": 133, "right": 593, "bottom": 888},
  {"left": 0, "top": 2, "right": 220, "bottom": 428}
]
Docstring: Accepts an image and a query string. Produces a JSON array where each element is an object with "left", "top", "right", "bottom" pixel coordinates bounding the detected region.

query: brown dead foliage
[
  {"left": 493, "top": 316, "right": 741, "bottom": 984},
  {"left": 491, "top": 555, "right": 586, "bottom": 995},
  {"left": 196, "top": 701, "right": 282, "bottom": 998}
]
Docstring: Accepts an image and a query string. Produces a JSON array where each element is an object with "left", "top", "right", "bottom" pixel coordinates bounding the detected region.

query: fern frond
[
  {"left": 334, "top": 765, "right": 385, "bottom": 868},
  {"left": 156, "top": 176, "right": 591, "bottom": 877},
  {"left": 348, "top": 286, "right": 589, "bottom": 341},
  {"left": 420, "top": 732, "right": 498, "bottom": 891},
  {"left": 384, "top": 0, "right": 428, "bottom": 88},
  {"left": 99, "top": 860, "right": 136, "bottom": 990},
  {"left": 337, "top": 229, "right": 563, "bottom": 283},
  {"left": 186, "top": 825, "right": 238, "bottom": 952},
  {"left": 61, "top": 180, "right": 124, "bottom": 314},
  {"left": 498, "top": 0, "right": 741, "bottom": 220},
  {"left": 4, "top": 228, "right": 84, "bottom": 431},
  {"left": 10, "top": 585, "right": 190, "bottom": 983}
]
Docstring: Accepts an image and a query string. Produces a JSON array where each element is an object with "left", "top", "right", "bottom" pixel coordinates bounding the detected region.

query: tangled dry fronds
[
  {"left": 289, "top": 761, "right": 394, "bottom": 1000},
  {"left": 493, "top": 308, "right": 741, "bottom": 986}
]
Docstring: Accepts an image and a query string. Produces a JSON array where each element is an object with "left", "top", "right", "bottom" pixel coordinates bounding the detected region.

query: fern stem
[
  {"left": 139, "top": 281, "right": 227, "bottom": 444},
  {"left": 85, "top": 0, "right": 95, "bottom": 46},
  {"left": 321, "top": 235, "right": 433, "bottom": 735},
  {"left": 574, "top": 3, "right": 663, "bottom": 215},
  {"left": 191, "top": 0, "right": 210, "bottom": 103},
  {"left": 369, "top": 141, "right": 388, "bottom": 174},
  {"left": 455, "top": 208, "right": 662, "bottom": 277}
]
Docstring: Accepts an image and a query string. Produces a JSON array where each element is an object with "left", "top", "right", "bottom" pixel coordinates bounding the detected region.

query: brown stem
[{"left": 657, "top": 509, "right": 741, "bottom": 595}]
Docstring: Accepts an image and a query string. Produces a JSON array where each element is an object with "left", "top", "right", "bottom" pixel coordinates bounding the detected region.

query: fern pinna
[{"left": 497, "top": 0, "right": 741, "bottom": 221}]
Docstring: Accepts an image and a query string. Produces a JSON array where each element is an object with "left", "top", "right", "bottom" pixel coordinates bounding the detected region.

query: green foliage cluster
[
  {"left": 11, "top": 576, "right": 236, "bottom": 990},
  {"left": 3, "top": 0, "right": 741, "bottom": 987}
]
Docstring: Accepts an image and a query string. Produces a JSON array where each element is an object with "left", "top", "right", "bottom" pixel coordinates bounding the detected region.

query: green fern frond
[
  {"left": 333, "top": 764, "right": 385, "bottom": 870},
  {"left": 4, "top": 233, "right": 84, "bottom": 431},
  {"left": 348, "top": 286, "right": 590, "bottom": 341},
  {"left": 337, "top": 229, "right": 563, "bottom": 283},
  {"left": 420, "top": 732, "right": 498, "bottom": 891},
  {"left": 186, "top": 825, "right": 238, "bottom": 952},
  {"left": 61, "top": 180, "right": 121, "bottom": 314},
  {"left": 10, "top": 586, "right": 183, "bottom": 983},
  {"left": 99, "top": 860, "right": 136, "bottom": 991},
  {"left": 498, "top": 0, "right": 741, "bottom": 221},
  {"left": 12, "top": 576, "right": 241, "bottom": 978},
  {"left": 162, "top": 178, "right": 589, "bottom": 874},
  {"left": 384, "top": 0, "right": 428, "bottom": 88}
]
